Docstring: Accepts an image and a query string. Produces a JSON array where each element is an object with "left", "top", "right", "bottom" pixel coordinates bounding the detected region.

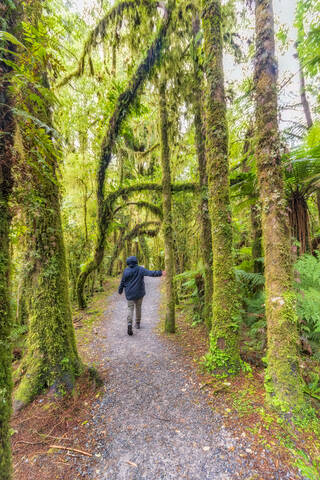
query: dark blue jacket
[{"left": 118, "top": 256, "right": 162, "bottom": 300}]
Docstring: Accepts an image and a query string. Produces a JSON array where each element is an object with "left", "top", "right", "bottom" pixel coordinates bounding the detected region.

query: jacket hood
[{"left": 126, "top": 256, "right": 138, "bottom": 267}]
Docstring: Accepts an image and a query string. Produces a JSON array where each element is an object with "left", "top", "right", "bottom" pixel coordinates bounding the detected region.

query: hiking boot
[
  {"left": 127, "top": 324, "right": 133, "bottom": 336},
  {"left": 135, "top": 322, "right": 140, "bottom": 329}
]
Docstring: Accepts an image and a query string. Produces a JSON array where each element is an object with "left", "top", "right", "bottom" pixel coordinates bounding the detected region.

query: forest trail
[{"left": 83, "top": 278, "right": 293, "bottom": 480}]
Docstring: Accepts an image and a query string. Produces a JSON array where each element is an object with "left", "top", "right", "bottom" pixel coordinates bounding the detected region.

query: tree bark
[
  {"left": 14, "top": 2, "right": 82, "bottom": 407},
  {"left": 159, "top": 78, "right": 175, "bottom": 333},
  {"left": 254, "top": 0, "right": 305, "bottom": 411},
  {"left": 202, "top": 0, "right": 241, "bottom": 374},
  {"left": 251, "top": 204, "right": 263, "bottom": 274},
  {"left": 192, "top": 13, "right": 213, "bottom": 329},
  {"left": 295, "top": 45, "right": 313, "bottom": 129},
  {"left": 0, "top": 1, "right": 20, "bottom": 476}
]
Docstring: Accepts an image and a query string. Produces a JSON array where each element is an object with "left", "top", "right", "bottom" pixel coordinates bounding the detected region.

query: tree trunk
[
  {"left": 254, "top": 0, "right": 305, "bottom": 411},
  {"left": 14, "top": 168, "right": 82, "bottom": 407},
  {"left": 159, "top": 78, "right": 175, "bottom": 333},
  {"left": 192, "top": 13, "right": 213, "bottom": 329},
  {"left": 14, "top": 2, "right": 82, "bottom": 407},
  {"left": 202, "top": 0, "right": 241, "bottom": 374},
  {"left": 0, "top": 2, "right": 20, "bottom": 476},
  {"left": 139, "top": 236, "right": 150, "bottom": 269},
  {"left": 251, "top": 204, "right": 263, "bottom": 274},
  {"left": 295, "top": 45, "right": 313, "bottom": 129}
]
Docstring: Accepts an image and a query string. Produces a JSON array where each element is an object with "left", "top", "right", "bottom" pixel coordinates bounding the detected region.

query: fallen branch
[
  {"left": 14, "top": 440, "right": 45, "bottom": 446},
  {"left": 49, "top": 445, "right": 93, "bottom": 457},
  {"left": 150, "top": 414, "right": 171, "bottom": 422}
]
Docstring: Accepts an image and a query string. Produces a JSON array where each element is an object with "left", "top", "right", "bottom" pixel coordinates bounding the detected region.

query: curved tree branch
[
  {"left": 76, "top": 179, "right": 193, "bottom": 309},
  {"left": 107, "top": 221, "right": 161, "bottom": 274},
  {"left": 76, "top": 1, "right": 176, "bottom": 308},
  {"left": 113, "top": 201, "right": 163, "bottom": 219},
  {"left": 97, "top": 2, "right": 174, "bottom": 204}
]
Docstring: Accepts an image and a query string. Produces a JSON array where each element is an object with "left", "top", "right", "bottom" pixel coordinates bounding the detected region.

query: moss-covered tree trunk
[
  {"left": 159, "top": 78, "right": 175, "bottom": 333},
  {"left": 202, "top": 0, "right": 241, "bottom": 375},
  {"left": 295, "top": 44, "right": 313, "bottom": 130},
  {"left": 0, "top": 2, "right": 19, "bottom": 476},
  {"left": 14, "top": 2, "right": 82, "bottom": 407},
  {"left": 15, "top": 177, "right": 82, "bottom": 407},
  {"left": 192, "top": 13, "right": 213, "bottom": 329},
  {"left": 254, "top": 0, "right": 305, "bottom": 411},
  {"left": 251, "top": 204, "right": 263, "bottom": 274}
]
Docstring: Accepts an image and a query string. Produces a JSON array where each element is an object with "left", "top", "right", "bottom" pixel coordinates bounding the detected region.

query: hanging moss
[
  {"left": 288, "top": 189, "right": 311, "bottom": 255},
  {"left": 58, "top": 0, "right": 160, "bottom": 87},
  {"left": 76, "top": 3, "right": 174, "bottom": 308},
  {"left": 114, "top": 200, "right": 163, "bottom": 219},
  {"left": 254, "top": 0, "right": 306, "bottom": 412},
  {"left": 202, "top": 0, "right": 241, "bottom": 374}
]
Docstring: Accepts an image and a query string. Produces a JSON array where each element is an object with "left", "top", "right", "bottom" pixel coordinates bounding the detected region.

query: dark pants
[{"left": 127, "top": 297, "right": 143, "bottom": 325}]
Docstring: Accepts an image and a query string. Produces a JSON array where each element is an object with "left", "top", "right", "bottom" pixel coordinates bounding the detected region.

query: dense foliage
[{"left": 1, "top": 0, "right": 320, "bottom": 477}]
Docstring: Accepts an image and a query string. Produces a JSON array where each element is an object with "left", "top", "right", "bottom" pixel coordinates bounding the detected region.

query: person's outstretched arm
[
  {"left": 141, "top": 267, "right": 164, "bottom": 277},
  {"left": 118, "top": 272, "right": 125, "bottom": 294}
]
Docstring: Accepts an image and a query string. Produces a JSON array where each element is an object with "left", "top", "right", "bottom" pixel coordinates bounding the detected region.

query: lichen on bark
[
  {"left": 159, "top": 76, "right": 175, "bottom": 333},
  {"left": 14, "top": 1, "right": 82, "bottom": 408},
  {"left": 192, "top": 12, "right": 213, "bottom": 329},
  {"left": 14, "top": 183, "right": 82, "bottom": 407},
  {"left": 254, "top": 0, "right": 306, "bottom": 412},
  {"left": 202, "top": 0, "right": 241, "bottom": 375},
  {"left": 0, "top": 1, "right": 20, "bottom": 476}
]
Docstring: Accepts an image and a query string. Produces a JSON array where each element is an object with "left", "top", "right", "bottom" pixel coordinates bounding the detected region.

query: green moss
[
  {"left": 264, "top": 291, "right": 307, "bottom": 413},
  {"left": 192, "top": 15, "right": 213, "bottom": 329},
  {"left": 76, "top": 3, "right": 174, "bottom": 308},
  {"left": 0, "top": 200, "right": 13, "bottom": 480},
  {"left": 15, "top": 182, "right": 82, "bottom": 408},
  {"left": 202, "top": 0, "right": 241, "bottom": 371},
  {"left": 254, "top": 0, "right": 307, "bottom": 414},
  {"left": 159, "top": 77, "right": 176, "bottom": 333},
  {"left": 0, "top": 2, "right": 20, "bottom": 475}
]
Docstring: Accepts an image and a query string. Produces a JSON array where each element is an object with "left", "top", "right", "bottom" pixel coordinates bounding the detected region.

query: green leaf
[{"left": 0, "top": 30, "right": 26, "bottom": 49}]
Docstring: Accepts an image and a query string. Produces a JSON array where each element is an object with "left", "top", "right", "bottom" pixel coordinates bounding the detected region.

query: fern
[
  {"left": 295, "top": 251, "right": 320, "bottom": 344},
  {"left": 235, "top": 268, "right": 265, "bottom": 291}
]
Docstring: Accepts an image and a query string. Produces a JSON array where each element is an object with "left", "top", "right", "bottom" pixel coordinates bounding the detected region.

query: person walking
[{"left": 118, "top": 256, "right": 165, "bottom": 335}]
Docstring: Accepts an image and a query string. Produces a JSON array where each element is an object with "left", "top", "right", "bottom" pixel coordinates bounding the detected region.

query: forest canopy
[{"left": 1, "top": 0, "right": 320, "bottom": 478}]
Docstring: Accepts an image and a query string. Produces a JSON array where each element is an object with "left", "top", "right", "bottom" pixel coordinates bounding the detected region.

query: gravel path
[{"left": 83, "top": 277, "right": 298, "bottom": 480}]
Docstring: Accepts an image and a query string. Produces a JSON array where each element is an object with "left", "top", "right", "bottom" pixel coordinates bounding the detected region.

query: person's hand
[{"left": 162, "top": 270, "right": 166, "bottom": 277}]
